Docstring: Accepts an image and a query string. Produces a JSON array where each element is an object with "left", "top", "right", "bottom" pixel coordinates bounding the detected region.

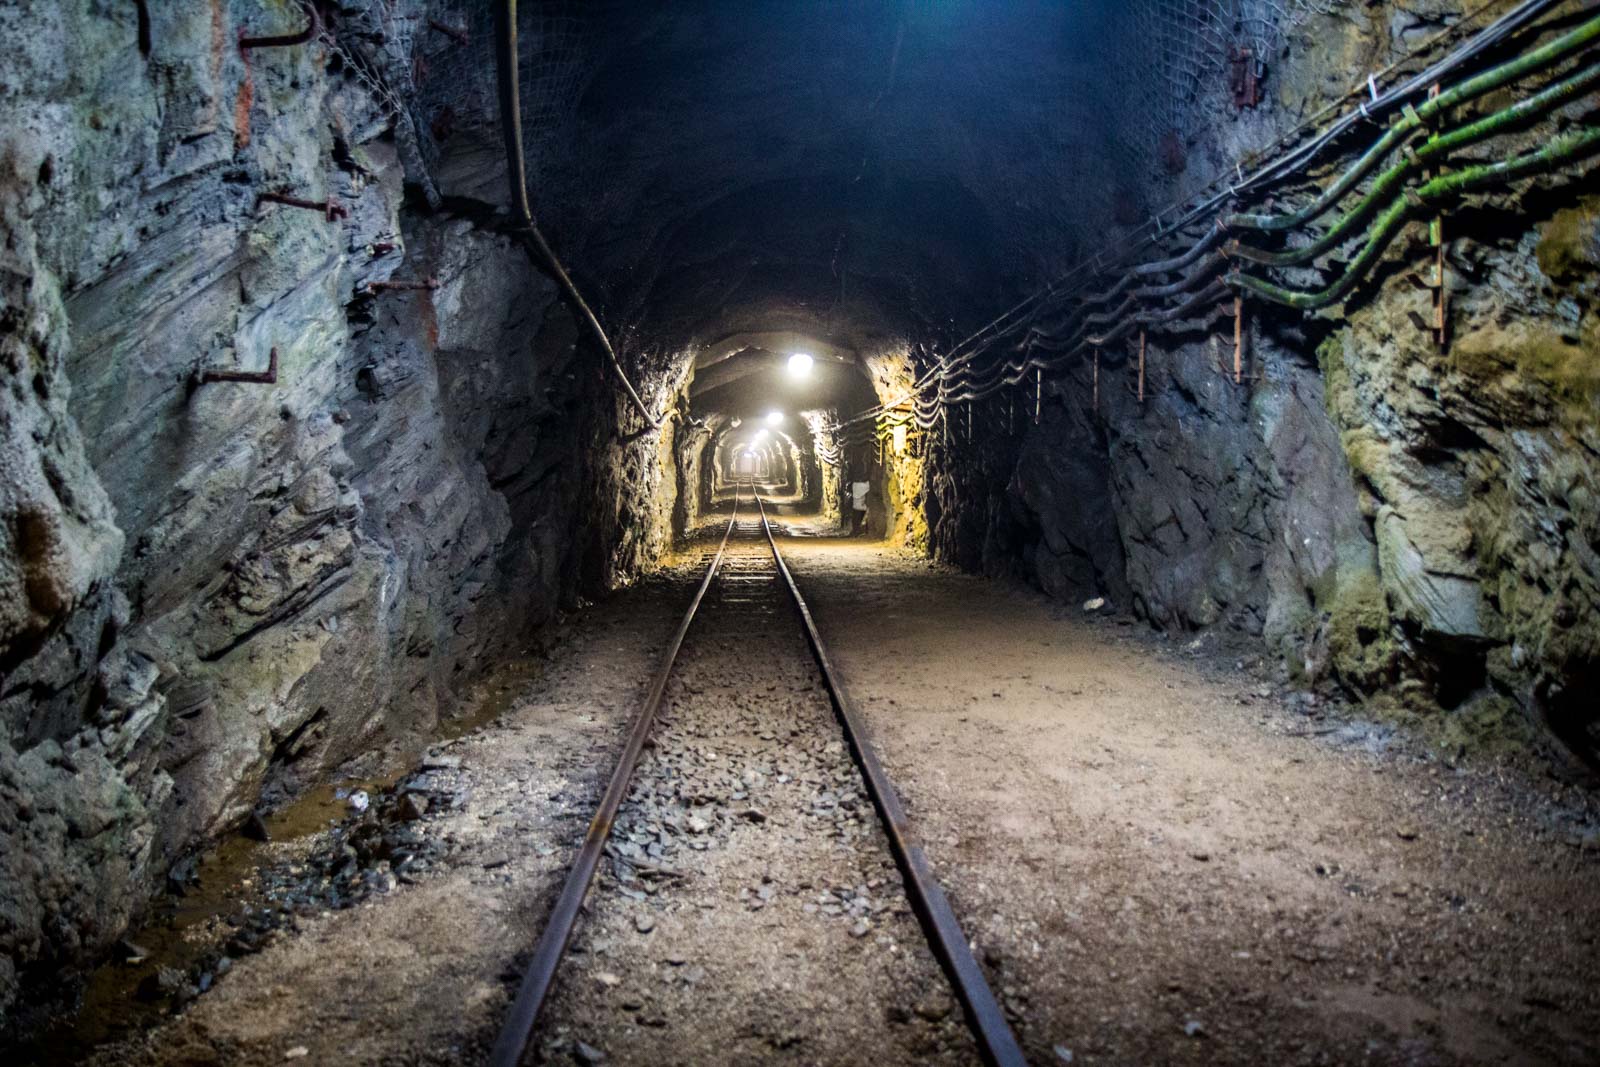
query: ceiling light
[
  {"left": 787, "top": 352, "right": 813, "bottom": 378},
  {"left": 765, "top": 410, "right": 783, "bottom": 426}
]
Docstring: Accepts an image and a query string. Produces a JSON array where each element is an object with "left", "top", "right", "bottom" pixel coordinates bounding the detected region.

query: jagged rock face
[
  {"left": 1, "top": 0, "right": 1597, "bottom": 1038},
  {"left": 0, "top": 1, "right": 667, "bottom": 1029},
  {"left": 1321, "top": 191, "right": 1600, "bottom": 749},
  {"left": 913, "top": 1, "right": 1600, "bottom": 767}
]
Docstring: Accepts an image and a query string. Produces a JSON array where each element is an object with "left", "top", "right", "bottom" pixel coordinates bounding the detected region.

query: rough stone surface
[
  {"left": 4, "top": 0, "right": 1599, "bottom": 1044},
  {"left": 911, "top": 2, "right": 1600, "bottom": 770},
  {"left": 0, "top": 1, "right": 680, "bottom": 1032}
]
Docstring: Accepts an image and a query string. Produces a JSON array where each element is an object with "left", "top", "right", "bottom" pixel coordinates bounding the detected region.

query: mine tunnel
[{"left": 3, "top": 1, "right": 1600, "bottom": 1064}]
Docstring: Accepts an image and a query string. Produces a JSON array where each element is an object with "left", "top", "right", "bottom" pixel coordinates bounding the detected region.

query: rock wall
[
  {"left": 0, "top": 1, "right": 666, "bottom": 1030},
  {"left": 1319, "top": 189, "right": 1600, "bottom": 754},
  {"left": 920, "top": 2, "right": 1600, "bottom": 768}
]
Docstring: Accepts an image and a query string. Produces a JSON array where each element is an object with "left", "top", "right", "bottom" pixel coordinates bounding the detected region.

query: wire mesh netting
[
  {"left": 318, "top": 0, "right": 1345, "bottom": 221},
  {"left": 415, "top": 1, "right": 596, "bottom": 186},
  {"left": 1114, "top": 0, "right": 1343, "bottom": 180},
  {"left": 313, "top": 0, "right": 601, "bottom": 212}
]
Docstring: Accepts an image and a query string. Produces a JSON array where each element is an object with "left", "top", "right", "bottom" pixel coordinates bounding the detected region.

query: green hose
[
  {"left": 1227, "top": 12, "right": 1600, "bottom": 233},
  {"left": 1230, "top": 125, "right": 1600, "bottom": 309},
  {"left": 1230, "top": 60, "right": 1600, "bottom": 268}
]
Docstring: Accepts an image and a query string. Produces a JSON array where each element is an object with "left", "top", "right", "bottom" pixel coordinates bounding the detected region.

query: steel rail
[
  {"left": 487, "top": 491, "right": 745, "bottom": 1067},
  {"left": 753, "top": 495, "right": 1030, "bottom": 1067}
]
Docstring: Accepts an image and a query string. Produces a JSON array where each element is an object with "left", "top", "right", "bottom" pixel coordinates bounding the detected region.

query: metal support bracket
[
  {"left": 257, "top": 191, "right": 347, "bottom": 223},
  {"left": 364, "top": 277, "right": 440, "bottom": 295},
  {"left": 1420, "top": 83, "right": 1451, "bottom": 352},
  {"left": 1233, "top": 296, "right": 1244, "bottom": 385},
  {"left": 197, "top": 347, "right": 279, "bottom": 386},
  {"left": 1229, "top": 46, "right": 1263, "bottom": 110},
  {"left": 238, "top": 3, "right": 317, "bottom": 51},
  {"left": 1092, "top": 346, "right": 1100, "bottom": 412},
  {"left": 1137, "top": 329, "right": 1146, "bottom": 404}
]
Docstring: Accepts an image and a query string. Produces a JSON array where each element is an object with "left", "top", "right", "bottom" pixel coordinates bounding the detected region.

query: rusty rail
[
  {"left": 487, "top": 492, "right": 744, "bottom": 1067},
  {"left": 490, "top": 490, "right": 1026, "bottom": 1066},
  {"left": 753, "top": 494, "right": 1028, "bottom": 1067}
]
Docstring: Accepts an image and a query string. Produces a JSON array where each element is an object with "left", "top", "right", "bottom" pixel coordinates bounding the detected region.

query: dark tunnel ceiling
[{"left": 500, "top": 1, "right": 1137, "bottom": 357}]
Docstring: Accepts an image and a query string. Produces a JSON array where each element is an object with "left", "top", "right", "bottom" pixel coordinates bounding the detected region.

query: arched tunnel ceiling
[
  {"left": 689, "top": 330, "right": 866, "bottom": 418},
  {"left": 497, "top": 1, "right": 1137, "bottom": 357},
  {"left": 694, "top": 331, "right": 853, "bottom": 370}
]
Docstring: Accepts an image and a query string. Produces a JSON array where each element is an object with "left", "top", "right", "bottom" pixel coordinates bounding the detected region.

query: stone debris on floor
[{"left": 16, "top": 536, "right": 1600, "bottom": 1067}]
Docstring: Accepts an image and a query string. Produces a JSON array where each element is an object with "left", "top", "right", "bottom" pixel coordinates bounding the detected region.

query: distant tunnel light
[
  {"left": 787, "top": 352, "right": 814, "bottom": 378},
  {"left": 765, "top": 410, "right": 784, "bottom": 426}
]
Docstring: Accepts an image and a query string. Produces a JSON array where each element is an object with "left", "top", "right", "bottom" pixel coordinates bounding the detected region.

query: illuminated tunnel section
[{"left": 682, "top": 331, "right": 882, "bottom": 526}]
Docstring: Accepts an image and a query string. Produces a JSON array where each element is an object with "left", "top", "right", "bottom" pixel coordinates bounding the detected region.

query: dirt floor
[
  {"left": 45, "top": 517, "right": 1600, "bottom": 1066},
  {"left": 781, "top": 537, "right": 1600, "bottom": 1066}
]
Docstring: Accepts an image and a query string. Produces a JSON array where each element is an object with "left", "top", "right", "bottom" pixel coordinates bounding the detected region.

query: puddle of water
[
  {"left": 18, "top": 659, "right": 542, "bottom": 1063},
  {"left": 18, "top": 775, "right": 391, "bottom": 1063}
]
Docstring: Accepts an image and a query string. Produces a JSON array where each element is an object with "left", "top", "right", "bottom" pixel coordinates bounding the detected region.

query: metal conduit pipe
[
  {"left": 1170, "top": 0, "right": 1559, "bottom": 230},
  {"left": 939, "top": 345, "right": 1035, "bottom": 392},
  {"left": 946, "top": 270, "right": 1230, "bottom": 404},
  {"left": 1129, "top": 251, "right": 1233, "bottom": 300},
  {"left": 1130, "top": 225, "right": 1228, "bottom": 278},
  {"left": 941, "top": 309, "right": 1096, "bottom": 389},
  {"left": 1083, "top": 294, "right": 1139, "bottom": 330},
  {"left": 1228, "top": 11, "right": 1600, "bottom": 233},
  {"left": 840, "top": 0, "right": 1563, "bottom": 427},
  {"left": 493, "top": 0, "right": 664, "bottom": 432},
  {"left": 1138, "top": 279, "right": 1232, "bottom": 327},
  {"left": 1068, "top": 270, "right": 1138, "bottom": 313},
  {"left": 948, "top": 82, "right": 1592, "bottom": 408},
  {"left": 940, "top": 325, "right": 1071, "bottom": 392},
  {"left": 1041, "top": 7, "right": 1593, "bottom": 333},
  {"left": 1231, "top": 58, "right": 1600, "bottom": 268},
  {"left": 1073, "top": 0, "right": 1562, "bottom": 294},
  {"left": 935, "top": 10, "right": 1594, "bottom": 409},
  {"left": 1231, "top": 124, "right": 1600, "bottom": 309}
]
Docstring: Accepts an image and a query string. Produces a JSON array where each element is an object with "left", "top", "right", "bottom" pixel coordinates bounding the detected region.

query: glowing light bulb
[
  {"left": 787, "top": 352, "right": 814, "bottom": 378},
  {"left": 765, "top": 410, "right": 783, "bottom": 426}
]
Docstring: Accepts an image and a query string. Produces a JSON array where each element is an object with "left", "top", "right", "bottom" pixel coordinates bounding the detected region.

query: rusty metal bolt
[
  {"left": 238, "top": 3, "right": 318, "bottom": 51},
  {"left": 363, "top": 277, "right": 440, "bottom": 295},
  {"left": 198, "top": 347, "right": 279, "bottom": 386},
  {"left": 256, "top": 191, "right": 348, "bottom": 223}
]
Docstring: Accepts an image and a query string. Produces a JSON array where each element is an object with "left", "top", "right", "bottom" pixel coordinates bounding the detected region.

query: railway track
[{"left": 490, "top": 486, "right": 1026, "bottom": 1067}]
